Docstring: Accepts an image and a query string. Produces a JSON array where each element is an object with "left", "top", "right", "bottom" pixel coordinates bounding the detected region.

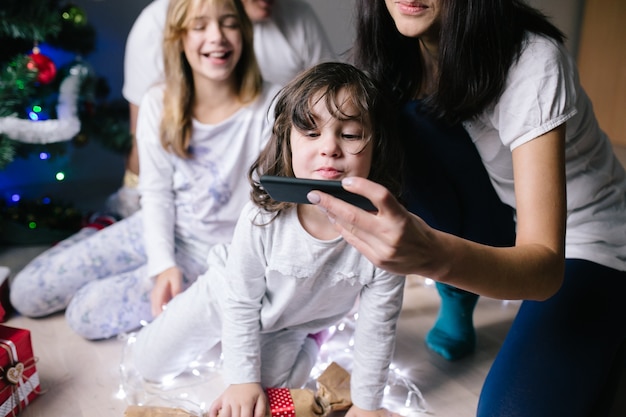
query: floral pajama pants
[{"left": 10, "top": 211, "right": 208, "bottom": 340}]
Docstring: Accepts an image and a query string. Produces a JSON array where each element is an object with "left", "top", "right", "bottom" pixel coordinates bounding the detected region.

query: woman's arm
[{"left": 308, "top": 126, "right": 566, "bottom": 301}]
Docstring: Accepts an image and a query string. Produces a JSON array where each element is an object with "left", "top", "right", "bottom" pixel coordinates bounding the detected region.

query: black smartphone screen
[{"left": 260, "top": 175, "right": 376, "bottom": 211}]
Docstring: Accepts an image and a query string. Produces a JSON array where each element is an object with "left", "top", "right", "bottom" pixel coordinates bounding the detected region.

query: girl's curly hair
[{"left": 248, "top": 62, "right": 404, "bottom": 216}]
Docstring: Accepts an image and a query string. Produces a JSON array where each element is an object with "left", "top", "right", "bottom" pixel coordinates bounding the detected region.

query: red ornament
[{"left": 28, "top": 50, "right": 57, "bottom": 84}]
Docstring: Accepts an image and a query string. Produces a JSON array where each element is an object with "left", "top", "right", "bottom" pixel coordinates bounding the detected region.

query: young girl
[
  {"left": 133, "top": 62, "right": 407, "bottom": 417},
  {"left": 9, "top": 0, "right": 280, "bottom": 340},
  {"left": 110, "top": 0, "right": 337, "bottom": 218}
]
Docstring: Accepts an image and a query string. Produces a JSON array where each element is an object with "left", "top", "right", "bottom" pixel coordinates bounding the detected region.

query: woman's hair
[
  {"left": 249, "top": 61, "right": 404, "bottom": 214},
  {"left": 160, "top": 0, "right": 262, "bottom": 158},
  {"left": 352, "top": 0, "right": 565, "bottom": 124}
]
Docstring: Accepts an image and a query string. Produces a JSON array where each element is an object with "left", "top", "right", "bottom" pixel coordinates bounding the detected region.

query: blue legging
[
  {"left": 400, "top": 101, "right": 626, "bottom": 416},
  {"left": 478, "top": 259, "right": 626, "bottom": 417}
]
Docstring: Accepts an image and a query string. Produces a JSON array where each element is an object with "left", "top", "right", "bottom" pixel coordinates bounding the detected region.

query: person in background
[
  {"left": 107, "top": 0, "right": 336, "bottom": 218},
  {"left": 306, "top": 1, "right": 626, "bottom": 416},
  {"left": 10, "top": 0, "right": 280, "bottom": 340},
  {"left": 133, "top": 61, "right": 406, "bottom": 417}
]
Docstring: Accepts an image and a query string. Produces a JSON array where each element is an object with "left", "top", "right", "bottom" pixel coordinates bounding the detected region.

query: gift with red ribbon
[
  {"left": 0, "top": 326, "right": 40, "bottom": 416},
  {"left": 124, "top": 362, "right": 352, "bottom": 417},
  {"left": 0, "top": 268, "right": 11, "bottom": 323},
  {"left": 264, "top": 362, "right": 352, "bottom": 417}
]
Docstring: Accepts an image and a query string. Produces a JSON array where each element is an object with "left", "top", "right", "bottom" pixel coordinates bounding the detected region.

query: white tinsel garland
[{"left": 0, "top": 62, "right": 88, "bottom": 144}]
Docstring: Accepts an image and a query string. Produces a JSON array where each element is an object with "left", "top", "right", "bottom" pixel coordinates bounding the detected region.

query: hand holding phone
[{"left": 260, "top": 175, "right": 377, "bottom": 211}]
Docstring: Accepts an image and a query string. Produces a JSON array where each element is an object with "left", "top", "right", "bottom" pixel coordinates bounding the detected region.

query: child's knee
[
  {"left": 65, "top": 296, "right": 104, "bottom": 340},
  {"left": 9, "top": 270, "right": 50, "bottom": 317},
  {"left": 132, "top": 329, "right": 181, "bottom": 383},
  {"left": 65, "top": 285, "right": 120, "bottom": 340}
]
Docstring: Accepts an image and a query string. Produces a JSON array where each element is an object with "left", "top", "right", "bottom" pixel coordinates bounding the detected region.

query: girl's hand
[
  {"left": 150, "top": 266, "right": 183, "bottom": 317},
  {"left": 345, "top": 405, "right": 402, "bottom": 417},
  {"left": 307, "top": 176, "right": 442, "bottom": 278},
  {"left": 208, "top": 383, "right": 267, "bottom": 417}
]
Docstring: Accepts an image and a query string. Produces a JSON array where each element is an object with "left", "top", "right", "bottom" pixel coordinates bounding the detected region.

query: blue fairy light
[{"left": 27, "top": 104, "right": 50, "bottom": 121}]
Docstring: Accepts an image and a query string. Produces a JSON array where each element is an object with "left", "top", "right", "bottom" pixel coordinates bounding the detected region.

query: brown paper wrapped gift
[
  {"left": 124, "top": 361, "right": 352, "bottom": 417},
  {"left": 265, "top": 361, "right": 352, "bottom": 417}
]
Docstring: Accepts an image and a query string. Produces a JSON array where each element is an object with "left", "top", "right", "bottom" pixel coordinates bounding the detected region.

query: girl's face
[
  {"left": 384, "top": 0, "right": 441, "bottom": 39},
  {"left": 290, "top": 89, "right": 373, "bottom": 181},
  {"left": 182, "top": 2, "right": 243, "bottom": 84},
  {"left": 241, "top": 0, "right": 274, "bottom": 22}
]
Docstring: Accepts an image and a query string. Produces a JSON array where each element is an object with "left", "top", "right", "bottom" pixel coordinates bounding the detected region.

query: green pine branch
[
  {"left": 0, "top": 1, "right": 131, "bottom": 170},
  {"left": 0, "top": 135, "right": 17, "bottom": 169},
  {"left": 0, "top": 55, "right": 39, "bottom": 117},
  {"left": 0, "top": 0, "right": 62, "bottom": 42}
]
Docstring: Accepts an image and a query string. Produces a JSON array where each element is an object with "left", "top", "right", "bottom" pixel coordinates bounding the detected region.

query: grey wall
[{"left": 526, "top": 0, "right": 585, "bottom": 52}]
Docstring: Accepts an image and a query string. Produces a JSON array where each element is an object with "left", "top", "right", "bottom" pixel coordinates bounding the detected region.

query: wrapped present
[
  {"left": 0, "top": 326, "right": 40, "bottom": 416},
  {"left": 265, "top": 362, "right": 352, "bottom": 417},
  {"left": 0, "top": 267, "right": 10, "bottom": 322},
  {"left": 124, "top": 362, "right": 352, "bottom": 417}
]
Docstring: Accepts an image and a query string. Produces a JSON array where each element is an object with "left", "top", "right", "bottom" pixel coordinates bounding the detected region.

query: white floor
[{"left": 0, "top": 244, "right": 520, "bottom": 417}]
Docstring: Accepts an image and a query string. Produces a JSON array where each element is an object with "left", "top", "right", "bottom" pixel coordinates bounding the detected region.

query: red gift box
[
  {"left": 0, "top": 326, "right": 40, "bottom": 416},
  {"left": 266, "top": 388, "right": 296, "bottom": 417},
  {"left": 0, "top": 267, "right": 11, "bottom": 322}
]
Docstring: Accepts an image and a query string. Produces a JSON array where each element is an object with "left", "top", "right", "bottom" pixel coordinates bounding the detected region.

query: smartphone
[{"left": 260, "top": 175, "right": 376, "bottom": 211}]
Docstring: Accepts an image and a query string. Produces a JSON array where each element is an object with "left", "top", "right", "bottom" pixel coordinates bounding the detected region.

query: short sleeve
[{"left": 489, "top": 34, "right": 578, "bottom": 150}]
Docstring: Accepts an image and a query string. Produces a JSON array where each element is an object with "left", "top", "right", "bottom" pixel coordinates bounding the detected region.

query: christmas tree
[{"left": 0, "top": 0, "right": 130, "bottom": 244}]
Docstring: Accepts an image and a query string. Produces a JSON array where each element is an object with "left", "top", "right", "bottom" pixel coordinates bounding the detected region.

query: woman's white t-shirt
[{"left": 463, "top": 33, "right": 626, "bottom": 271}]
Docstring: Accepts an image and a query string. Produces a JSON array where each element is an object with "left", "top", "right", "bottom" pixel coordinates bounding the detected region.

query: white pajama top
[
  {"left": 136, "top": 83, "right": 280, "bottom": 277},
  {"left": 215, "top": 202, "right": 406, "bottom": 410}
]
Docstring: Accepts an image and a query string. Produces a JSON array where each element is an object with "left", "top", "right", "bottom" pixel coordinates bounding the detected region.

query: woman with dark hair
[{"left": 307, "top": 1, "right": 626, "bottom": 415}]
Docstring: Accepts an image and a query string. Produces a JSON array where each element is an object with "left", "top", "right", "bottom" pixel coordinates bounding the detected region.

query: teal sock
[{"left": 426, "top": 282, "right": 479, "bottom": 361}]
